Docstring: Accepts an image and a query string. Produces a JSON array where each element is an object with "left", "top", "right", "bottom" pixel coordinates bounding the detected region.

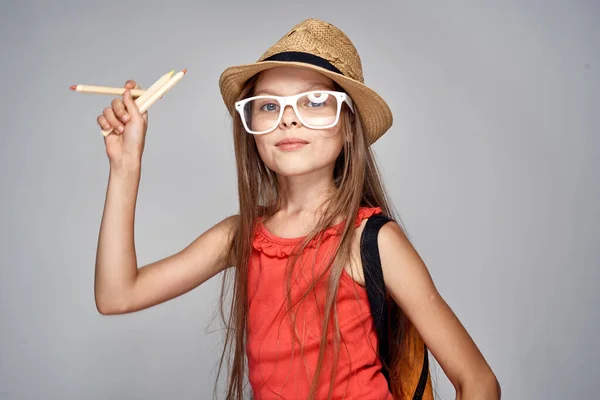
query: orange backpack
[{"left": 360, "top": 215, "right": 434, "bottom": 400}]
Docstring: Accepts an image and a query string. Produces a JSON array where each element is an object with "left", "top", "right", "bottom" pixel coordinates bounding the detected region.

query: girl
[{"left": 94, "top": 18, "right": 500, "bottom": 400}]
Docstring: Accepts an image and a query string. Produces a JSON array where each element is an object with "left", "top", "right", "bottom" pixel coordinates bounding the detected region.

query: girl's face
[{"left": 250, "top": 67, "right": 346, "bottom": 178}]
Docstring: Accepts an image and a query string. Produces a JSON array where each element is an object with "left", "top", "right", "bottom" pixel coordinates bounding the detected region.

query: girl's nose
[{"left": 279, "top": 105, "right": 301, "bottom": 129}]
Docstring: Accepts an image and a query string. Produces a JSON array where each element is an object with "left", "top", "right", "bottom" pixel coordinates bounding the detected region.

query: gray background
[{"left": 1, "top": 0, "right": 598, "bottom": 399}]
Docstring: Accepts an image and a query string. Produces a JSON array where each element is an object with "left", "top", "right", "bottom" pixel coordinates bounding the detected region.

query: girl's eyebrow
[{"left": 254, "top": 83, "right": 334, "bottom": 96}]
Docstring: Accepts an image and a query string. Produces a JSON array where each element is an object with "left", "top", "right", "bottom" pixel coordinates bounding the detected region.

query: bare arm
[
  {"left": 93, "top": 79, "right": 237, "bottom": 315},
  {"left": 377, "top": 222, "right": 501, "bottom": 399},
  {"left": 93, "top": 163, "right": 236, "bottom": 314}
]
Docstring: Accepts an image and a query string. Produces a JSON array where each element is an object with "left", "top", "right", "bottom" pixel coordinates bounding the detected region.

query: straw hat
[{"left": 218, "top": 18, "right": 393, "bottom": 145}]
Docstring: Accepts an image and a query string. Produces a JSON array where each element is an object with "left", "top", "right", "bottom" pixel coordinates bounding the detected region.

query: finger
[
  {"left": 103, "top": 106, "right": 124, "bottom": 134},
  {"left": 97, "top": 115, "right": 113, "bottom": 132},
  {"left": 122, "top": 90, "right": 143, "bottom": 122},
  {"left": 111, "top": 97, "right": 130, "bottom": 124}
]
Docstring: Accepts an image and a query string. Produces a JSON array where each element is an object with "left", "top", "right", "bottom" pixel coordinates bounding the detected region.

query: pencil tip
[
  {"left": 183, "top": 68, "right": 187, "bottom": 74},
  {"left": 69, "top": 85, "right": 76, "bottom": 90}
]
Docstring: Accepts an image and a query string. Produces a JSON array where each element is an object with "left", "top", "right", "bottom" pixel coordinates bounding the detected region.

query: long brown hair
[{"left": 214, "top": 73, "right": 415, "bottom": 399}]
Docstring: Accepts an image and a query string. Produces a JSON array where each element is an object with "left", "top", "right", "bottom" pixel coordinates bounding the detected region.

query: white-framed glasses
[{"left": 234, "top": 90, "right": 354, "bottom": 135}]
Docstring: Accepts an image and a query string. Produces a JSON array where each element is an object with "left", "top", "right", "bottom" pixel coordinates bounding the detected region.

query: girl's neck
[
  {"left": 274, "top": 169, "right": 337, "bottom": 221},
  {"left": 261, "top": 167, "right": 342, "bottom": 239},
  {"left": 278, "top": 179, "right": 335, "bottom": 215}
]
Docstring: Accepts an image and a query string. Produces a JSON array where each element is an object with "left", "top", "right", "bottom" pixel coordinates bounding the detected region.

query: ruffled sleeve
[{"left": 354, "top": 206, "right": 382, "bottom": 226}]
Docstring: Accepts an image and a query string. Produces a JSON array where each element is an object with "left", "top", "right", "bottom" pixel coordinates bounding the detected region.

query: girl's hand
[{"left": 97, "top": 80, "right": 148, "bottom": 171}]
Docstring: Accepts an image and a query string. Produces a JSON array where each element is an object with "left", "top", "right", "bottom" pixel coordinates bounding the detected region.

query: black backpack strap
[
  {"left": 359, "top": 214, "right": 393, "bottom": 388},
  {"left": 414, "top": 343, "right": 430, "bottom": 400},
  {"left": 360, "top": 214, "right": 429, "bottom": 400}
]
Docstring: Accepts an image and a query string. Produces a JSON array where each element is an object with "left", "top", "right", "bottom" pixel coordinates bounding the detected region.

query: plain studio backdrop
[{"left": 1, "top": 1, "right": 598, "bottom": 399}]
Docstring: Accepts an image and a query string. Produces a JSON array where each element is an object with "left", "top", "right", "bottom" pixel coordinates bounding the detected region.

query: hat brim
[{"left": 219, "top": 61, "right": 392, "bottom": 145}]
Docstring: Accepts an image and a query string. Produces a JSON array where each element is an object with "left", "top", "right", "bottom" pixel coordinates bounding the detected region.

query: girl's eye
[
  {"left": 306, "top": 92, "right": 329, "bottom": 107},
  {"left": 259, "top": 102, "right": 279, "bottom": 112}
]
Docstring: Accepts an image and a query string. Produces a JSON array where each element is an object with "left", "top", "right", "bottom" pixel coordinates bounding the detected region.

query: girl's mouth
[{"left": 276, "top": 137, "right": 310, "bottom": 151}]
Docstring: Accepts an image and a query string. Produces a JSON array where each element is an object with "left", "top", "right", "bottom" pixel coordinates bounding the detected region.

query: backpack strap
[
  {"left": 360, "top": 214, "right": 429, "bottom": 400},
  {"left": 359, "top": 214, "right": 393, "bottom": 385}
]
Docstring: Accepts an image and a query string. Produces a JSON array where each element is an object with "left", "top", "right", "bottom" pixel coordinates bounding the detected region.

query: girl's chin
[{"left": 269, "top": 163, "right": 330, "bottom": 178}]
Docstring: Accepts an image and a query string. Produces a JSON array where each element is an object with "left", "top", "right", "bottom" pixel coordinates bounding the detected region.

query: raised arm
[
  {"left": 93, "top": 79, "right": 237, "bottom": 315},
  {"left": 95, "top": 206, "right": 236, "bottom": 315}
]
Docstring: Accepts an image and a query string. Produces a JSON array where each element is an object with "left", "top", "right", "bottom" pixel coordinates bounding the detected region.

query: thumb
[
  {"left": 122, "top": 89, "right": 144, "bottom": 122},
  {"left": 124, "top": 80, "right": 139, "bottom": 89}
]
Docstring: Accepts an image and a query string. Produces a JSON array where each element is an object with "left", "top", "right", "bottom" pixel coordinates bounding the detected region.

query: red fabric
[{"left": 247, "top": 207, "right": 394, "bottom": 399}]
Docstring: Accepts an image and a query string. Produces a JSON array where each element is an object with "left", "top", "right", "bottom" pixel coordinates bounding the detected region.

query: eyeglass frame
[{"left": 234, "top": 90, "right": 355, "bottom": 135}]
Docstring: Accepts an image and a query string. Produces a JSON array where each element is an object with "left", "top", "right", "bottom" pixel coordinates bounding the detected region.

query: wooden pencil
[
  {"left": 70, "top": 85, "right": 146, "bottom": 97},
  {"left": 132, "top": 70, "right": 175, "bottom": 106},
  {"left": 71, "top": 69, "right": 175, "bottom": 98}
]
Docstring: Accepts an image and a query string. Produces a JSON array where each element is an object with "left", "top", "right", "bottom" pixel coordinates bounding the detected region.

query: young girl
[{"left": 94, "top": 18, "right": 500, "bottom": 400}]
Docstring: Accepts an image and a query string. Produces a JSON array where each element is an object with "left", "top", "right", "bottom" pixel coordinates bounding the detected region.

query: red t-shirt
[{"left": 247, "top": 207, "right": 394, "bottom": 399}]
